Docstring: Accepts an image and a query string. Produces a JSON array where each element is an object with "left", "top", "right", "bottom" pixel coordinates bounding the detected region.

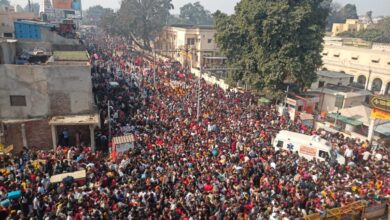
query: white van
[{"left": 273, "top": 130, "right": 345, "bottom": 165}]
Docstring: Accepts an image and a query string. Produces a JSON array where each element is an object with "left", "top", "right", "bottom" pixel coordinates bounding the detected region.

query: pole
[
  {"left": 108, "top": 100, "right": 111, "bottom": 141},
  {"left": 153, "top": 49, "right": 156, "bottom": 87},
  {"left": 367, "top": 118, "right": 375, "bottom": 144},
  {"left": 334, "top": 107, "right": 339, "bottom": 128},
  {"left": 196, "top": 67, "right": 202, "bottom": 121}
]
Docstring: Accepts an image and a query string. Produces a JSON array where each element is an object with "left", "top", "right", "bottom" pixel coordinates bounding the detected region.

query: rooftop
[
  {"left": 169, "top": 24, "right": 215, "bottom": 30},
  {"left": 53, "top": 51, "right": 89, "bottom": 62},
  {"left": 49, "top": 114, "right": 99, "bottom": 126},
  {"left": 317, "top": 70, "right": 353, "bottom": 79}
]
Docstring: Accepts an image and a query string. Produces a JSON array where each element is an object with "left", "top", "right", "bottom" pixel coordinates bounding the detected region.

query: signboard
[
  {"left": 299, "top": 146, "right": 317, "bottom": 157},
  {"left": 371, "top": 108, "right": 390, "bottom": 120},
  {"left": 52, "top": 0, "right": 72, "bottom": 9},
  {"left": 335, "top": 94, "right": 344, "bottom": 109},
  {"left": 370, "top": 96, "right": 390, "bottom": 113},
  {"left": 50, "top": 170, "right": 86, "bottom": 183}
]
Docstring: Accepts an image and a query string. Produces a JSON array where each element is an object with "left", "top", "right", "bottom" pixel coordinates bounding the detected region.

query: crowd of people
[{"left": 0, "top": 33, "right": 388, "bottom": 220}]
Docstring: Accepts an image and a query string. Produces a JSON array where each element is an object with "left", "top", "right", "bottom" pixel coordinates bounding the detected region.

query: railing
[{"left": 304, "top": 201, "right": 389, "bottom": 220}]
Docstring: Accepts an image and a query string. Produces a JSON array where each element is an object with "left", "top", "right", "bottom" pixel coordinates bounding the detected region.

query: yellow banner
[{"left": 371, "top": 108, "right": 390, "bottom": 120}]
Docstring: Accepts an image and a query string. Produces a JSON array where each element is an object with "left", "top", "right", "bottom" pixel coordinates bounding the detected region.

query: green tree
[
  {"left": 214, "top": 0, "right": 329, "bottom": 93},
  {"left": 24, "top": 3, "right": 39, "bottom": 16},
  {"left": 326, "top": 3, "right": 358, "bottom": 30},
  {"left": 84, "top": 5, "right": 113, "bottom": 25},
  {"left": 116, "top": 0, "right": 173, "bottom": 50},
  {"left": 0, "top": 0, "right": 10, "bottom": 6},
  {"left": 16, "top": 4, "right": 24, "bottom": 12},
  {"left": 179, "top": 2, "right": 213, "bottom": 25}
]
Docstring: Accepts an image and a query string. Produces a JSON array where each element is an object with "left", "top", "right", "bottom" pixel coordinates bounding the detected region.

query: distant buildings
[
  {"left": 0, "top": 9, "right": 36, "bottom": 38},
  {"left": 39, "top": 0, "right": 82, "bottom": 23},
  {"left": 154, "top": 24, "right": 226, "bottom": 69},
  {"left": 331, "top": 19, "right": 368, "bottom": 37}
]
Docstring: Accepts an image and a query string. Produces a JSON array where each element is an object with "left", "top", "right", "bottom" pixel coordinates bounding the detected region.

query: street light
[{"left": 196, "top": 66, "right": 202, "bottom": 121}]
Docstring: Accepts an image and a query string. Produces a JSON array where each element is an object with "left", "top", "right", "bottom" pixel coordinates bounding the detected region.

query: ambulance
[{"left": 273, "top": 130, "right": 345, "bottom": 165}]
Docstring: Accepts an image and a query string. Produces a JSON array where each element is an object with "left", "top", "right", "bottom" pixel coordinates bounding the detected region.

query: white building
[
  {"left": 154, "top": 24, "right": 225, "bottom": 69},
  {"left": 322, "top": 38, "right": 390, "bottom": 95}
]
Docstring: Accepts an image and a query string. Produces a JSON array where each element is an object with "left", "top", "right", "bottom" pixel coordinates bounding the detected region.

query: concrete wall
[
  {"left": 40, "top": 28, "right": 80, "bottom": 45},
  {"left": 0, "top": 64, "right": 94, "bottom": 119},
  {"left": 0, "top": 40, "right": 16, "bottom": 64},
  {"left": 3, "top": 119, "right": 52, "bottom": 152},
  {"left": 192, "top": 68, "right": 230, "bottom": 91}
]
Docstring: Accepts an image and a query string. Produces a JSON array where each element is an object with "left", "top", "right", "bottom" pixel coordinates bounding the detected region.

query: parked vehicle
[{"left": 273, "top": 130, "right": 345, "bottom": 165}]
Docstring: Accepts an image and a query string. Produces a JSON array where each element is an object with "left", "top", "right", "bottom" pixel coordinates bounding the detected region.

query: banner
[
  {"left": 52, "top": 0, "right": 72, "bottom": 9},
  {"left": 371, "top": 108, "right": 390, "bottom": 120}
]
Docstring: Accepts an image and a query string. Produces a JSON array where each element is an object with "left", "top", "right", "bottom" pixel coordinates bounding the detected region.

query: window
[
  {"left": 351, "top": 56, "right": 358, "bottom": 60},
  {"left": 186, "top": 38, "right": 195, "bottom": 45},
  {"left": 208, "top": 39, "right": 212, "bottom": 43},
  {"left": 318, "top": 81, "right": 325, "bottom": 88},
  {"left": 277, "top": 141, "right": 283, "bottom": 148},
  {"left": 371, "top": 59, "right": 380, "bottom": 63},
  {"left": 333, "top": 54, "right": 340, "bottom": 57},
  {"left": 10, "top": 95, "right": 26, "bottom": 106},
  {"left": 3, "top": 33, "right": 13, "bottom": 38},
  {"left": 319, "top": 150, "right": 329, "bottom": 159}
]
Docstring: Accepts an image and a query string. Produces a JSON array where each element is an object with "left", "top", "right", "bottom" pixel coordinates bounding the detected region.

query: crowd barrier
[{"left": 304, "top": 201, "right": 389, "bottom": 220}]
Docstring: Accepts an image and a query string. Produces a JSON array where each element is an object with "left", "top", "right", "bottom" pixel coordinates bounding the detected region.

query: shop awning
[
  {"left": 327, "top": 112, "right": 363, "bottom": 126},
  {"left": 49, "top": 114, "right": 100, "bottom": 126},
  {"left": 375, "top": 122, "right": 390, "bottom": 136},
  {"left": 112, "top": 134, "right": 135, "bottom": 146},
  {"left": 258, "top": 97, "right": 271, "bottom": 103}
]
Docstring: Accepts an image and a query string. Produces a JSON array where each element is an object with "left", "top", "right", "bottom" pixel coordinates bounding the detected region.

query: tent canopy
[{"left": 327, "top": 112, "right": 363, "bottom": 126}]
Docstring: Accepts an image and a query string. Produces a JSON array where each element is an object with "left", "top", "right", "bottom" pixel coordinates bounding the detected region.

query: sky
[{"left": 9, "top": 0, "right": 390, "bottom": 16}]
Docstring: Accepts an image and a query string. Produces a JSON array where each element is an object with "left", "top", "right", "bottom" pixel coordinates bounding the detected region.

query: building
[
  {"left": 154, "top": 24, "right": 226, "bottom": 69},
  {"left": 39, "top": 0, "right": 82, "bottom": 23},
  {"left": 331, "top": 19, "right": 368, "bottom": 37},
  {"left": 0, "top": 10, "right": 36, "bottom": 38},
  {"left": 312, "top": 83, "right": 371, "bottom": 113},
  {"left": 310, "top": 70, "right": 354, "bottom": 90},
  {"left": 322, "top": 38, "right": 390, "bottom": 95},
  {"left": 0, "top": 41, "right": 98, "bottom": 153},
  {"left": 13, "top": 20, "right": 79, "bottom": 45}
]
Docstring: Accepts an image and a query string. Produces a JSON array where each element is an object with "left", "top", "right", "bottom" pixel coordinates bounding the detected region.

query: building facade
[
  {"left": 331, "top": 19, "right": 368, "bottom": 37},
  {"left": 154, "top": 25, "right": 224, "bottom": 69},
  {"left": 322, "top": 39, "right": 390, "bottom": 95},
  {"left": 0, "top": 10, "right": 36, "bottom": 38},
  {"left": 0, "top": 42, "right": 97, "bottom": 152}
]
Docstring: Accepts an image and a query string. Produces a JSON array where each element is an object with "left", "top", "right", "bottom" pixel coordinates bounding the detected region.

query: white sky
[{"left": 9, "top": 0, "right": 390, "bottom": 16}]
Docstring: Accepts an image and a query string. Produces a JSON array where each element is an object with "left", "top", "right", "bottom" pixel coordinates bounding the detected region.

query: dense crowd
[{"left": 0, "top": 34, "right": 388, "bottom": 220}]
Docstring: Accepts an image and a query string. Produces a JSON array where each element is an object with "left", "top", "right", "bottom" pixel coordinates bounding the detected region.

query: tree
[
  {"left": 0, "top": 0, "right": 10, "bottom": 6},
  {"left": 16, "top": 4, "right": 24, "bottom": 12},
  {"left": 326, "top": 3, "right": 358, "bottom": 30},
  {"left": 214, "top": 0, "right": 329, "bottom": 93},
  {"left": 84, "top": 5, "right": 113, "bottom": 25},
  {"left": 338, "top": 4, "right": 358, "bottom": 20},
  {"left": 24, "top": 3, "right": 39, "bottom": 16},
  {"left": 366, "top": 11, "right": 373, "bottom": 24},
  {"left": 116, "top": 0, "right": 173, "bottom": 50},
  {"left": 179, "top": 2, "right": 213, "bottom": 25}
]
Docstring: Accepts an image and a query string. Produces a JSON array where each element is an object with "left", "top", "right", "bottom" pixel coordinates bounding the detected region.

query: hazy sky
[{"left": 10, "top": 0, "right": 390, "bottom": 16}]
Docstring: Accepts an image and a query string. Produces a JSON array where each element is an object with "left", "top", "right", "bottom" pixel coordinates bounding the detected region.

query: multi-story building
[
  {"left": 0, "top": 40, "right": 98, "bottom": 153},
  {"left": 322, "top": 38, "right": 390, "bottom": 95},
  {"left": 331, "top": 19, "right": 368, "bottom": 37},
  {"left": 0, "top": 9, "right": 36, "bottom": 38},
  {"left": 154, "top": 24, "right": 225, "bottom": 69}
]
